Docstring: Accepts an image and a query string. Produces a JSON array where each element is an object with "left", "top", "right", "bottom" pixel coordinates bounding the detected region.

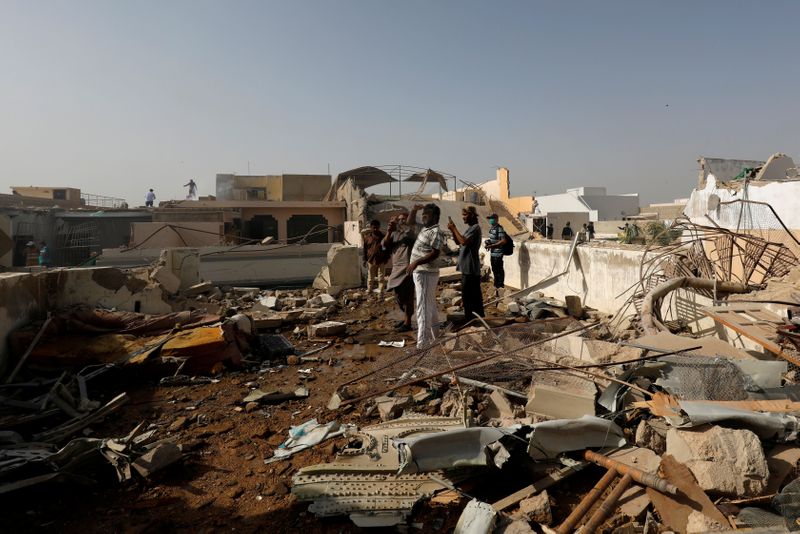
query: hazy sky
[{"left": 2, "top": 1, "right": 799, "bottom": 206}]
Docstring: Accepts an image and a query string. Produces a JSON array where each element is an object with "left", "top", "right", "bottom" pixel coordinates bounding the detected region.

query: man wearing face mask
[{"left": 484, "top": 213, "right": 509, "bottom": 298}]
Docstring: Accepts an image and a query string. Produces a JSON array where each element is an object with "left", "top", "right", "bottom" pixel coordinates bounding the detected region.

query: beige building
[
  {"left": 156, "top": 200, "right": 346, "bottom": 244},
  {"left": 10, "top": 186, "right": 83, "bottom": 208},
  {"left": 215, "top": 173, "right": 331, "bottom": 202}
]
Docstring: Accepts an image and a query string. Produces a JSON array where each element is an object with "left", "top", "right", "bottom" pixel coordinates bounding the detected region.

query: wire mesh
[
  {"left": 656, "top": 355, "right": 757, "bottom": 401},
  {"left": 337, "top": 317, "right": 586, "bottom": 403}
]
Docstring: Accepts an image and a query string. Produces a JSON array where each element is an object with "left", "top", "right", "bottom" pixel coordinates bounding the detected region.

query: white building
[
  {"left": 685, "top": 153, "right": 800, "bottom": 232},
  {"left": 533, "top": 186, "right": 640, "bottom": 222}
]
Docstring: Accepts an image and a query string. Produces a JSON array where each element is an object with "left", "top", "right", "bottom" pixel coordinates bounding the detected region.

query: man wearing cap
[
  {"left": 448, "top": 206, "right": 484, "bottom": 320},
  {"left": 484, "top": 213, "right": 509, "bottom": 298}
]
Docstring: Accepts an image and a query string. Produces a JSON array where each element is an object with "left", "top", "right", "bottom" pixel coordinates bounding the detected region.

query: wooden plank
[
  {"left": 703, "top": 305, "right": 800, "bottom": 366},
  {"left": 647, "top": 455, "right": 730, "bottom": 532},
  {"left": 491, "top": 463, "right": 586, "bottom": 512}
]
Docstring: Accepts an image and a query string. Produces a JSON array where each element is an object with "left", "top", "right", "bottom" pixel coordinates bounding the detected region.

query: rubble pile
[{"left": 4, "top": 225, "right": 800, "bottom": 532}]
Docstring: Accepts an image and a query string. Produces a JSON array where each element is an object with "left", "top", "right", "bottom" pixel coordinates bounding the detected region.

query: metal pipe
[
  {"left": 582, "top": 473, "right": 633, "bottom": 533},
  {"left": 583, "top": 450, "right": 677, "bottom": 495},
  {"left": 640, "top": 277, "right": 749, "bottom": 335},
  {"left": 556, "top": 468, "right": 618, "bottom": 534}
]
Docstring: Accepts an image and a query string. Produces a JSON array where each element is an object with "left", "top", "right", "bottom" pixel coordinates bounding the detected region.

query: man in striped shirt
[{"left": 407, "top": 203, "right": 442, "bottom": 348}]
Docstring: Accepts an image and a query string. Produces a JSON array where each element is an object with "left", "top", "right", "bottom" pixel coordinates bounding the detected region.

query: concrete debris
[
  {"left": 307, "top": 320, "right": 347, "bottom": 337},
  {"left": 513, "top": 490, "right": 552, "bottom": 524},
  {"left": 667, "top": 426, "right": 769, "bottom": 497}
]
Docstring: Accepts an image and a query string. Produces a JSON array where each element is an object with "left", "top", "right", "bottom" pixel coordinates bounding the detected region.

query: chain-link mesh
[
  {"left": 656, "top": 355, "right": 758, "bottom": 401},
  {"left": 337, "top": 317, "right": 586, "bottom": 404}
]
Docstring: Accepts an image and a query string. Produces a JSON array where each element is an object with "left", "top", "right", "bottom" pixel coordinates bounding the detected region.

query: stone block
[
  {"left": 301, "top": 307, "right": 327, "bottom": 321},
  {"left": 310, "top": 293, "right": 337, "bottom": 308},
  {"left": 506, "top": 302, "right": 521, "bottom": 315},
  {"left": 441, "top": 288, "right": 459, "bottom": 300},
  {"left": 667, "top": 426, "right": 768, "bottom": 497},
  {"left": 261, "top": 296, "right": 280, "bottom": 310},
  {"left": 313, "top": 245, "right": 361, "bottom": 290},
  {"left": 278, "top": 309, "right": 304, "bottom": 322},
  {"left": 308, "top": 321, "right": 347, "bottom": 337},
  {"left": 517, "top": 491, "right": 552, "bottom": 524}
]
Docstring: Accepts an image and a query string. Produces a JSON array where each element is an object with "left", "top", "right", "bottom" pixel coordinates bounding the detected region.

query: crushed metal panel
[
  {"left": 677, "top": 400, "right": 799, "bottom": 440},
  {"left": 454, "top": 499, "right": 497, "bottom": 534},
  {"left": 527, "top": 415, "right": 626, "bottom": 460},
  {"left": 395, "top": 427, "right": 506, "bottom": 474},
  {"left": 292, "top": 415, "right": 466, "bottom": 525}
]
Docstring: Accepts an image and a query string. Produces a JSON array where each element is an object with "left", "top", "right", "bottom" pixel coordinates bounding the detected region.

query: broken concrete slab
[
  {"left": 313, "top": 245, "right": 361, "bottom": 291},
  {"left": 310, "top": 293, "right": 337, "bottom": 308},
  {"left": 484, "top": 390, "right": 515, "bottom": 420},
  {"left": 182, "top": 281, "right": 214, "bottom": 297},
  {"left": 375, "top": 395, "right": 411, "bottom": 421},
  {"left": 525, "top": 372, "right": 596, "bottom": 420},
  {"left": 308, "top": 321, "right": 346, "bottom": 337},
  {"left": 667, "top": 426, "right": 768, "bottom": 497},
  {"left": 131, "top": 441, "right": 183, "bottom": 477}
]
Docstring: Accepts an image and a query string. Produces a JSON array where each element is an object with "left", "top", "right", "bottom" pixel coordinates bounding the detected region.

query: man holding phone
[{"left": 448, "top": 206, "right": 484, "bottom": 321}]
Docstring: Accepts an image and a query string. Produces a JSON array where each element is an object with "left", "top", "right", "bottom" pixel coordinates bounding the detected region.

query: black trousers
[
  {"left": 461, "top": 274, "right": 484, "bottom": 320},
  {"left": 490, "top": 256, "right": 505, "bottom": 288}
]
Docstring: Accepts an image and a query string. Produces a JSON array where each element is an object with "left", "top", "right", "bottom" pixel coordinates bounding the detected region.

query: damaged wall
[
  {"left": 0, "top": 267, "right": 176, "bottom": 373},
  {"left": 490, "top": 240, "right": 651, "bottom": 313},
  {"left": 685, "top": 175, "right": 800, "bottom": 234}
]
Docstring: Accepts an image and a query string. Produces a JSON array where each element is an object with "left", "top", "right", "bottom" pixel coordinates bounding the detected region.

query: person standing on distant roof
[
  {"left": 38, "top": 241, "right": 52, "bottom": 268},
  {"left": 383, "top": 205, "right": 421, "bottom": 332},
  {"left": 587, "top": 222, "right": 595, "bottom": 241},
  {"left": 484, "top": 213, "right": 509, "bottom": 298},
  {"left": 561, "top": 221, "right": 574, "bottom": 240},
  {"left": 363, "top": 220, "right": 389, "bottom": 296},
  {"left": 407, "top": 204, "right": 443, "bottom": 348},
  {"left": 184, "top": 179, "right": 198, "bottom": 200},
  {"left": 546, "top": 223, "right": 554, "bottom": 240},
  {"left": 24, "top": 241, "right": 38, "bottom": 267},
  {"left": 449, "top": 206, "right": 484, "bottom": 321},
  {"left": 145, "top": 189, "right": 156, "bottom": 207}
]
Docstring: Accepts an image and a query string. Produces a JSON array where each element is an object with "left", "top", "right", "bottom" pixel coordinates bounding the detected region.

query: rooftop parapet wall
[{"left": 485, "top": 240, "right": 651, "bottom": 314}]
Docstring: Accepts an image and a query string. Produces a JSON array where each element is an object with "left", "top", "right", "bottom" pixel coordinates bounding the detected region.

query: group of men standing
[{"left": 363, "top": 204, "right": 509, "bottom": 349}]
